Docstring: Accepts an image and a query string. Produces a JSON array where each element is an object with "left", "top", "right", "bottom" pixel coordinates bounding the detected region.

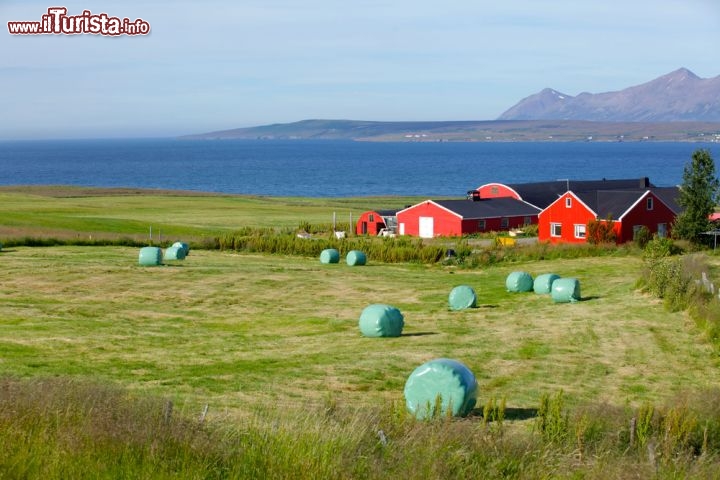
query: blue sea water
[{"left": 0, "top": 139, "right": 715, "bottom": 197}]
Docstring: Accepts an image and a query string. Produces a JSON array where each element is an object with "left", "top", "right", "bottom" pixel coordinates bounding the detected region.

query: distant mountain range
[
  {"left": 499, "top": 68, "right": 720, "bottom": 122},
  {"left": 184, "top": 68, "right": 720, "bottom": 142}
]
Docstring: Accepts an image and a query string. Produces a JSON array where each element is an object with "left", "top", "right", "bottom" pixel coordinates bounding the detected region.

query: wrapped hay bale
[
  {"left": 138, "top": 246, "right": 162, "bottom": 266},
  {"left": 552, "top": 278, "right": 581, "bottom": 303},
  {"left": 404, "top": 358, "right": 478, "bottom": 419},
  {"left": 163, "top": 245, "right": 187, "bottom": 261},
  {"left": 533, "top": 273, "right": 561, "bottom": 294},
  {"left": 346, "top": 250, "right": 367, "bottom": 266},
  {"left": 171, "top": 241, "right": 190, "bottom": 256},
  {"left": 506, "top": 271, "right": 534, "bottom": 292},
  {"left": 358, "top": 304, "right": 404, "bottom": 337},
  {"left": 448, "top": 285, "right": 477, "bottom": 310},
  {"left": 319, "top": 248, "right": 340, "bottom": 264}
]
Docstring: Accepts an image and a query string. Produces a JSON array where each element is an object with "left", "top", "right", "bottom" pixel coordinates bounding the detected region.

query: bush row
[
  {"left": 639, "top": 237, "right": 720, "bottom": 350},
  {"left": 217, "top": 231, "right": 448, "bottom": 264}
]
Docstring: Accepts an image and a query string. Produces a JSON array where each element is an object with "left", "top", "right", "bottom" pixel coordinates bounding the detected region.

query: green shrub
[
  {"left": 643, "top": 236, "right": 681, "bottom": 260},
  {"left": 633, "top": 226, "right": 652, "bottom": 248}
]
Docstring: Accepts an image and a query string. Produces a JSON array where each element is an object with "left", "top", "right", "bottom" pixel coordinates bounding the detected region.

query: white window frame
[
  {"left": 657, "top": 223, "right": 667, "bottom": 238},
  {"left": 646, "top": 197, "right": 654, "bottom": 210},
  {"left": 565, "top": 197, "right": 572, "bottom": 208},
  {"left": 574, "top": 224, "right": 586, "bottom": 239},
  {"left": 551, "top": 223, "right": 562, "bottom": 237}
]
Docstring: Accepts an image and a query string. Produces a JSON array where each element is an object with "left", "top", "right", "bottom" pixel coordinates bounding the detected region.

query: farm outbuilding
[
  {"left": 538, "top": 186, "right": 681, "bottom": 244},
  {"left": 396, "top": 197, "right": 539, "bottom": 238},
  {"left": 356, "top": 209, "right": 398, "bottom": 236}
]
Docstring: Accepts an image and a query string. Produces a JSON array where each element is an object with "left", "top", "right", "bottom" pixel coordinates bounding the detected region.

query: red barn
[
  {"left": 356, "top": 210, "right": 398, "bottom": 235},
  {"left": 538, "top": 187, "right": 681, "bottom": 244},
  {"left": 396, "top": 198, "right": 540, "bottom": 238}
]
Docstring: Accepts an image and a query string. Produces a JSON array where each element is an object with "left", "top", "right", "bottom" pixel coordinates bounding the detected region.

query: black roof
[
  {"left": 574, "top": 186, "right": 682, "bottom": 218},
  {"left": 375, "top": 209, "right": 399, "bottom": 217},
  {"left": 502, "top": 178, "right": 654, "bottom": 209},
  {"left": 434, "top": 198, "right": 540, "bottom": 219},
  {"left": 652, "top": 187, "right": 682, "bottom": 213}
]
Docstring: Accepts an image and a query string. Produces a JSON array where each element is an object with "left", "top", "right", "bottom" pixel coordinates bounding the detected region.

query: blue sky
[{"left": 2, "top": 0, "right": 719, "bottom": 139}]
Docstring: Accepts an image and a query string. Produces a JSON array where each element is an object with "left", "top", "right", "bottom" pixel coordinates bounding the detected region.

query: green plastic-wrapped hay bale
[
  {"left": 171, "top": 241, "right": 190, "bottom": 256},
  {"left": 506, "top": 271, "right": 534, "bottom": 292},
  {"left": 346, "top": 250, "right": 367, "bottom": 266},
  {"left": 404, "top": 358, "right": 478, "bottom": 419},
  {"left": 320, "top": 248, "right": 340, "bottom": 264},
  {"left": 163, "top": 245, "right": 187, "bottom": 261},
  {"left": 448, "top": 285, "right": 477, "bottom": 310},
  {"left": 138, "top": 246, "right": 162, "bottom": 266},
  {"left": 533, "top": 273, "right": 561, "bottom": 294},
  {"left": 552, "top": 277, "right": 581, "bottom": 303},
  {"left": 358, "top": 304, "right": 404, "bottom": 337}
]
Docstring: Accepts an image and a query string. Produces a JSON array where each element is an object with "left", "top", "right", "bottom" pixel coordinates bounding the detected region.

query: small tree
[
  {"left": 673, "top": 149, "right": 720, "bottom": 244},
  {"left": 587, "top": 215, "right": 616, "bottom": 244}
]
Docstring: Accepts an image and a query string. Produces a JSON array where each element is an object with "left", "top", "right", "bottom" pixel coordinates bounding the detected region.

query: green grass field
[
  {"left": 2, "top": 187, "right": 720, "bottom": 478},
  {"left": 0, "top": 186, "right": 423, "bottom": 242},
  {"left": 1, "top": 245, "right": 717, "bottom": 416}
]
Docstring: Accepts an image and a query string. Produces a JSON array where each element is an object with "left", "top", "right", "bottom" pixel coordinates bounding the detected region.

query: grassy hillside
[
  {"left": 2, "top": 187, "right": 720, "bottom": 477},
  {"left": 0, "top": 186, "right": 421, "bottom": 242}
]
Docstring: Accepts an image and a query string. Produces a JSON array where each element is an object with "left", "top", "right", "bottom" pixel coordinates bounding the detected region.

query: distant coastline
[{"left": 182, "top": 119, "right": 720, "bottom": 143}]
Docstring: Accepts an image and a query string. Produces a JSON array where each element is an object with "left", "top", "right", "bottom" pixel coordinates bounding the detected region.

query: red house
[
  {"left": 538, "top": 187, "right": 681, "bottom": 244},
  {"left": 356, "top": 210, "right": 398, "bottom": 235},
  {"left": 396, "top": 197, "right": 540, "bottom": 238}
]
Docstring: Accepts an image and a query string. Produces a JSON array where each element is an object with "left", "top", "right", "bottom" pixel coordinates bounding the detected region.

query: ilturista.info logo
[{"left": 8, "top": 7, "right": 150, "bottom": 36}]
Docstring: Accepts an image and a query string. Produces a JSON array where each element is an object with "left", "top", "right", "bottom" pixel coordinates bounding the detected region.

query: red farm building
[
  {"left": 396, "top": 197, "right": 540, "bottom": 238},
  {"left": 356, "top": 209, "right": 398, "bottom": 236},
  {"left": 538, "top": 186, "right": 681, "bottom": 244}
]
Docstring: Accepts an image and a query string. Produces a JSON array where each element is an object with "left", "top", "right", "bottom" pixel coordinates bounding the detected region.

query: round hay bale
[
  {"left": 358, "top": 304, "right": 404, "bottom": 337},
  {"left": 404, "top": 358, "right": 478, "bottom": 419},
  {"left": 552, "top": 277, "right": 581, "bottom": 303},
  {"left": 346, "top": 250, "right": 367, "bottom": 266},
  {"left": 320, "top": 248, "right": 340, "bottom": 264},
  {"left": 163, "top": 245, "right": 187, "bottom": 261},
  {"left": 448, "top": 285, "right": 477, "bottom": 310},
  {"left": 171, "top": 241, "right": 190, "bottom": 256},
  {"left": 506, "top": 271, "right": 534, "bottom": 292},
  {"left": 138, "top": 246, "right": 162, "bottom": 266},
  {"left": 533, "top": 273, "right": 561, "bottom": 294}
]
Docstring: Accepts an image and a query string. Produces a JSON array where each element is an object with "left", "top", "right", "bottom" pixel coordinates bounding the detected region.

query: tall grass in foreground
[{"left": 2, "top": 377, "right": 720, "bottom": 479}]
